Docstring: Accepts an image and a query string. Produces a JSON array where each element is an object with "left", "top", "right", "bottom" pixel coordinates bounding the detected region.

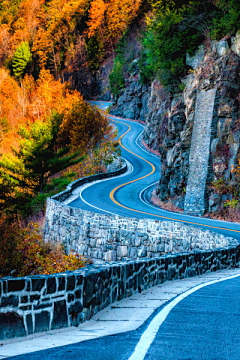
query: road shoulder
[{"left": 1, "top": 267, "right": 240, "bottom": 359}]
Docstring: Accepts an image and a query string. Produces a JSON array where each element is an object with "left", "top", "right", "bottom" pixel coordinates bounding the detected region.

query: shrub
[{"left": 0, "top": 217, "right": 87, "bottom": 277}]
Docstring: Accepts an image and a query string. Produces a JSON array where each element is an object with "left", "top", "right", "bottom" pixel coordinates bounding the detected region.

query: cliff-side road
[{"left": 69, "top": 101, "right": 240, "bottom": 241}]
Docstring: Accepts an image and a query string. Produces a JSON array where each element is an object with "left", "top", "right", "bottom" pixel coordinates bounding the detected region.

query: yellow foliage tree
[
  {"left": 105, "top": 0, "right": 142, "bottom": 40},
  {"left": 87, "top": 0, "right": 106, "bottom": 37}
]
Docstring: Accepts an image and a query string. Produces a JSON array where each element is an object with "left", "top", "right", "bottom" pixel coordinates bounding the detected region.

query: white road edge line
[
  {"left": 67, "top": 111, "right": 159, "bottom": 214},
  {"left": 139, "top": 182, "right": 240, "bottom": 228},
  {"left": 135, "top": 131, "right": 159, "bottom": 159},
  {"left": 128, "top": 272, "right": 240, "bottom": 360},
  {"left": 139, "top": 181, "right": 159, "bottom": 209},
  {"left": 78, "top": 158, "right": 134, "bottom": 216}
]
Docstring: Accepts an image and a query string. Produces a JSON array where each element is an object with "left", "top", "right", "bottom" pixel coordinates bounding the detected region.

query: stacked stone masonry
[
  {"left": 1, "top": 247, "right": 240, "bottom": 340},
  {"left": 45, "top": 198, "right": 238, "bottom": 263},
  {"left": 184, "top": 88, "right": 217, "bottom": 215},
  {"left": 2, "top": 139, "right": 240, "bottom": 340}
]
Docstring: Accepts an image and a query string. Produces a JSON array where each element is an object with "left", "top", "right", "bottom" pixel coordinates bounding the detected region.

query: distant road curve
[{"left": 69, "top": 101, "right": 240, "bottom": 241}]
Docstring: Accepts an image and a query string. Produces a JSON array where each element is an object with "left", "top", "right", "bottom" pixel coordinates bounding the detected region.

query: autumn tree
[
  {"left": 105, "top": 0, "right": 142, "bottom": 40},
  {"left": 87, "top": 0, "right": 142, "bottom": 42},
  {"left": 0, "top": 216, "right": 87, "bottom": 277},
  {"left": 0, "top": 25, "right": 12, "bottom": 66},
  {"left": 87, "top": 0, "right": 106, "bottom": 38},
  {"left": 60, "top": 100, "right": 113, "bottom": 152}
]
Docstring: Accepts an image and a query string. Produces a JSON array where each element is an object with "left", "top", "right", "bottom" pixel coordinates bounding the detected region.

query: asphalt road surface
[
  {"left": 7, "top": 274, "right": 240, "bottom": 360},
  {"left": 5, "top": 102, "right": 240, "bottom": 360},
  {"left": 69, "top": 101, "right": 240, "bottom": 241}
]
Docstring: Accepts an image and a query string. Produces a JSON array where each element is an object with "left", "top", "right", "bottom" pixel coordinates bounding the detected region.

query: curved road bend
[
  {"left": 5, "top": 103, "right": 240, "bottom": 360},
  {"left": 7, "top": 273, "right": 240, "bottom": 360},
  {"left": 69, "top": 101, "right": 240, "bottom": 241}
]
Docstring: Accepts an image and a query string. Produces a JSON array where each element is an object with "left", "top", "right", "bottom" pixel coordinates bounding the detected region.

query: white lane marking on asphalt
[
  {"left": 139, "top": 182, "right": 181, "bottom": 218},
  {"left": 139, "top": 182, "right": 240, "bottom": 230},
  {"left": 135, "top": 132, "right": 159, "bottom": 159},
  {"left": 78, "top": 158, "right": 134, "bottom": 216},
  {"left": 139, "top": 182, "right": 188, "bottom": 218},
  {"left": 139, "top": 182, "right": 159, "bottom": 206},
  {"left": 128, "top": 273, "right": 240, "bottom": 360}
]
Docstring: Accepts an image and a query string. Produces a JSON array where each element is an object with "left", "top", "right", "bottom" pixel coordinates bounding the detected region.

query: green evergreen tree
[
  {"left": 12, "top": 41, "right": 32, "bottom": 79},
  {"left": 0, "top": 113, "right": 80, "bottom": 194}
]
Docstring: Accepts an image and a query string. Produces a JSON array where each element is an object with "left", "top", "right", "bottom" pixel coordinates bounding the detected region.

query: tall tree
[
  {"left": 60, "top": 100, "right": 113, "bottom": 152},
  {"left": 0, "top": 112, "right": 80, "bottom": 193},
  {"left": 12, "top": 41, "right": 32, "bottom": 78}
]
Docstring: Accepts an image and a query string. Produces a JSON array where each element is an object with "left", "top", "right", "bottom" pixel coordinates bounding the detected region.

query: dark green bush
[{"left": 85, "top": 34, "right": 104, "bottom": 71}]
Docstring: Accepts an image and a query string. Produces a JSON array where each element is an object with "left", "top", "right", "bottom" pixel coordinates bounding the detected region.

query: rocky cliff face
[
  {"left": 109, "top": 33, "right": 240, "bottom": 214},
  {"left": 159, "top": 42, "right": 240, "bottom": 213},
  {"left": 64, "top": 57, "right": 113, "bottom": 100},
  {"left": 110, "top": 80, "right": 150, "bottom": 121}
]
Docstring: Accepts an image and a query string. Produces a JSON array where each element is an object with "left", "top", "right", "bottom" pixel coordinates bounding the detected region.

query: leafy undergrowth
[
  {"left": 205, "top": 207, "right": 240, "bottom": 223},
  {"left": 0, "top": 217, "right": 90, "bottom": 278},
  {"left": 19, "top": 156, "right": 108, "bottom": 221}
]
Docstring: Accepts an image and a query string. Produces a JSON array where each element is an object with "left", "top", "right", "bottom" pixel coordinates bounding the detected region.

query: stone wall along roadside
[
  {"left": 1, "top": 246, "right": 240, "bottom": 340},
  {"left": 44, "top": 198, "right": 238, "bottom": 263}
]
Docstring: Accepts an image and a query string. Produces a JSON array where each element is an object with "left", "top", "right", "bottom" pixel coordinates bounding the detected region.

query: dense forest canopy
[{"left": 0, "top": 0, "right": 143, "bottom": 76}]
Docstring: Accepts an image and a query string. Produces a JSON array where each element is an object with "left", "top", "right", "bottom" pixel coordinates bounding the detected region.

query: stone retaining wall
[
  {"left": 184, "top": 88, "right": 217, "bottom": 215},
  {"left": 45, "top": 199, "right": 238, "bottom": 262},
  {"left": 1, "top": 246, "right": 239, "bottom": 340}
]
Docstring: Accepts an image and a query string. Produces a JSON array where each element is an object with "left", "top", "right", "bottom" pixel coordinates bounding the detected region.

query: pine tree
[
  {"left": 0, "top": 112, "right": 80, "bottom": 194},
  {"left": 12, "top": 41, "right": 32, "bottom": 79}
]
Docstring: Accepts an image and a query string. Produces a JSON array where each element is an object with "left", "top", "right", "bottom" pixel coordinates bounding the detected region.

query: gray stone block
[
  {"left": 104, "top": 250, "right": 117, "bottom": 262},
  {"left": 117, "top": 246, "right": 128, "bottom": 258}
]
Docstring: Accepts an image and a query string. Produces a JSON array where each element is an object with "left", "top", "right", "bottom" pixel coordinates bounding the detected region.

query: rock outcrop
[
  {"left": 109, "top": 34, "right": 240, "bottom": 214},
  {"left": 110, "top": 80, "right": 150, "bottom": 121}
]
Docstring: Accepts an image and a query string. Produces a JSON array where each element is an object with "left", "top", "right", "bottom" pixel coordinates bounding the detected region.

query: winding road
[
  {"left": 5, "top": 102, "right": 240, "bottom": 360},
  {"left": 69, "top": 101, "right": 240, "bottom": 241}
]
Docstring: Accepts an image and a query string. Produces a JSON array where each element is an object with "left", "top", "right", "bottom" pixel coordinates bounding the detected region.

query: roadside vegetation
[
  {"left": 209, "top": 160, "right": 240, "bottom": 221},
  {"left": 0, "top": 69, "right": 117, "bottom": 277},
  {"left": 0, "top": 217, "right": 90, "bottom": 277}
]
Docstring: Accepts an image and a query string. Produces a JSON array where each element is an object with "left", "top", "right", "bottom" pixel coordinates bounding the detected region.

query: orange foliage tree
[
  {"left": 0, "top": 216, "right": 87, "bottom": 277},
  {"left": 87, "top": 0, "right": 142, "bottom": 42},
  {"left": 60, "top": 100, "right": 113, "bottom": 152}
]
